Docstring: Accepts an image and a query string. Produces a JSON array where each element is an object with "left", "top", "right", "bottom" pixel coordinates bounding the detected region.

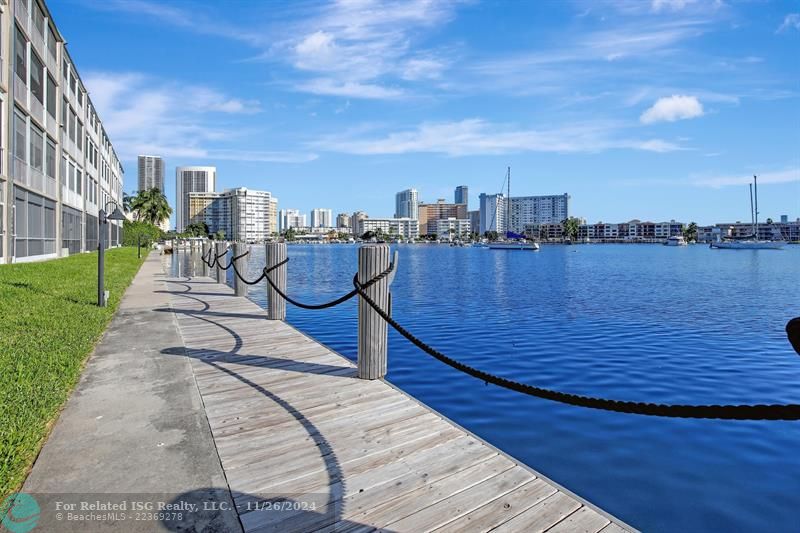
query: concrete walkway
[{"left": 22, "top": 252, "right": 241, "bottom": 532}]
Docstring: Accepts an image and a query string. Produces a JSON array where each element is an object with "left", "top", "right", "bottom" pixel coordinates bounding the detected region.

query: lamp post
[{"left": 98, "top": 201, "right": 126, "bottom": 307}]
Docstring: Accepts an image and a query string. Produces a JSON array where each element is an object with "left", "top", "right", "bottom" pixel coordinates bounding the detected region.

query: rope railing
[{"left": 197, "top": 241, "right": 800, "bottom": 421}]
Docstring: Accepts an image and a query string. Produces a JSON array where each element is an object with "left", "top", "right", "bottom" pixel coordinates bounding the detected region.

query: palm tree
[
  {"left": 562, "top": 217, "right": 581, "bottom": 242},
  {"left": 131, "top": 188, "right": 172, "bottom": 226},
  {"left": 683, "top": 222, "right": 698, "bottom": 242},
  {"left": 122, "top": 191, "right": 136, "bottom": 214}
]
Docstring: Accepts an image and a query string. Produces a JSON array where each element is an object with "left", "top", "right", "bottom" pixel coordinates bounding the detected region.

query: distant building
[
  {"left": 428, "top": 218, "right": 471, "bottom": 241},
  {"left": 395, "top": 189, "right": 418, "bottom": 219},
  {"left": 336, "top": 213, "right": 351, "bottom": 229},
  {"left": 418, "top": 199, "right": 467, "bottom": 235},
  {"left": 468, "top": 210, "right": 480, "bottom": 234},
  {"left": 479, "top": 193, "right": 505, "bottom": 234},
  {"left": 279, "top": 209, "right": 306, "bottom": 232},
  {"left": 358, "top": 217, "right": 419, "bottom": 239},
  {"left": 479, "top": 193, "right": 570, "bottom": 234},
  {"left": 137, "top": 155, "right": 165, "bottom": 192},
  {"left": 310, "top": 208, "right": 333, "bottom": 228},
  {"left": 455, "top": 186, "right": 468, "bottom": 207},
  {"left": 351, "top": 211, "right": 368, "bottom": 236},
  {"left": 188, "top": 188, "right": 277, "bottom": 241},
  {"left": 577, "top": 220, "right": 684, "bottom": 242},
  {"left": 176, "top": 166, "right": 216, "bottom": 232},
  {"left": 695, "top": 220, "right": 799, "bottom": 243},
  {"left": 781, "top": 215, "right": 789, "bottom": 224}
]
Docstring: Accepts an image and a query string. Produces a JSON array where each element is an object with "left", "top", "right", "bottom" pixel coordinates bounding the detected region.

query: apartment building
[
  {"left": 188, "top": 187, "right": 277, "bottom": 242},
  {"left": 428, "top": 218, "right": 471, "bottom": 241},
  {"left": 137, "top": 155, "right": 164, "bottom": 192},
  {"left": 176, "top": 166, "right": 215, "bottom": 232},
  {"left": 351, "top": 210, "right": 367, "bottom": 236},
  {"left": 336, "top": 212, "right": 351, "bottom": 229},
  {"left": 577, "top": 220, "right": 684, "bottom": 241},
  {"left": 509, "top": 194, "right": 569, "bottom": 233},
  {"left": 1, "top": 0, "right": 125, "bottom": 263},
  {"left": 278, "top": 209, "right": 306, "bottom": 233},
  {"left": 478, "top": 193, "right": 505, "bottom": 234},
  {"left": 454, "top": 185, "right": 468, "bottom": 207},
  {"left": 310, "top": 207, "right": 332, "bottom": 228},
  {"left": 394, "top": 188, "right": 418, "bottom": 219},
  {"left": 358, "top": 217, "right": 419, "bottom": 239},
  {"left": 696, "top": 220, "right": 800, "bottom": 243},
  {"left": 418, "top": 199, "right": 467, "bottom": 235}
]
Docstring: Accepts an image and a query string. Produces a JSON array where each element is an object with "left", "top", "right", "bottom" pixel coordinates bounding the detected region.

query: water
[{"left": 176, "top": 243, "right": 800, "bottom": 532}]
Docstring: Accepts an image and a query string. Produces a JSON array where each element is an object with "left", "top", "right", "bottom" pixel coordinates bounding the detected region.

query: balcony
[
  {"left": 13, "top": 157, "right": 56, "bottom": 198},
  {"left": 14, "top": 0, "right": 29, "bottom": 32},
  {"left": 13, "top": 75, "right": 27, "bottom": 108},
  {"left": 29, "top": 95, "right": 45, "bottom": 126}
]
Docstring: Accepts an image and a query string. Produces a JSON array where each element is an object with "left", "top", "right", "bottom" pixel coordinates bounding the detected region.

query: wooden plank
[
  {"left": 546, "top": 505, "right": 610, "bottom": 533},
  {"left": 491, "top": 491, "right": 582, "bottom": 533}
]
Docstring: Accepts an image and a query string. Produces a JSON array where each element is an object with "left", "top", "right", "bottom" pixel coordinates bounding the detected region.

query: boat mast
[
  {"left": 754, "top": 175, "right": 759, "bottom": 238},
  {"left": 749, "top": 183, "right": 755, "bottom": 237},
  {"left": 506, "top": 166, "right": 511, "bottom": 235}
]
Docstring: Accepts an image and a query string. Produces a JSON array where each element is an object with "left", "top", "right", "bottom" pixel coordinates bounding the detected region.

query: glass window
[
  {"left": 68, "top": 109, "right": 76, "bottom": 141},
  {"left": 77, "top": 89, "right": 83, "bottom": 106},
  {"left": 76, "top": 169, "right": 82, "bottom": 195},
  {"left": 62, "top": 98, "right": 68, "bottom": 128},
  {"left": 46, "top": 139, "right": 56, "bottom": 179},
  {"left": 76, "top": 121, "right": 83, "bottom": 151},
  {"left": 62, "top": 59, "right": 68, "bottom": 80},
  {"left": 30, "top": 53, "right": 44, "bottom": 104},
  {"left": 60, "top": 156, "right": 67, "bottom": 187},
  {"left": 33, "top": 3, "right": 45, "bottom": 35},
  {"left": 70, "top": 73, "right": 76, "bottom": 95},
  {"left": 46, "top": 75, "right": 56, "bottom": 117},
  {"left": 68, "top": 162, "right": 75, "bottom": 191},
  {"left": 15, "top": 27, "right": 27, "bottom": 83},
  {"left": 30, "top": 126, "right": 44, "bottom": 171},
  {"left": 48, "top": 26, "right": 57, "bottom": 59},
  {"left": 14, "top": 112, "right": 27, "bottom": 161}
]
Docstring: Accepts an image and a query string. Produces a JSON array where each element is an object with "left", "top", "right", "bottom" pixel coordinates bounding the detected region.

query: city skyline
[{"left": 48, "top": 1, "right": 799, "bottom": 226}]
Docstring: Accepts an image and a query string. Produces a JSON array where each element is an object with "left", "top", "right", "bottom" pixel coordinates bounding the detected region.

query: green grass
[{"left": 0, "top": 247, "right": 145, "bottom": 498}]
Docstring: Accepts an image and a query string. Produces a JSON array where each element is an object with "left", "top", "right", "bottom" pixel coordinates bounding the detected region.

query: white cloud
[
  {"left": 295, "top": 79, "right": 404, "bottom": 99},
  {"left": 311, "top": 119, "right": 684, "bottom": 156},
  {"left": 651, "top": 0, "right": 697, "bottom": 13},
  {"left": 640, "top": 95, "right": 704, "bottom": 124},
  {"left": 690, "top": 168, "right": 800, "bottom": 188},
  {"left": 777, "top": 13, "right": 800, "bottom": 33},
  {"left": 82, "top": 71, "right": 315, "bottom": 165}
]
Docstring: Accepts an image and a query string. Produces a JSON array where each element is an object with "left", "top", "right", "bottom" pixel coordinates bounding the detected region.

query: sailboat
[
  {"left": 711, "top": 175, "right": 785, "bottom": 250},
  {"left": 488, "top": 167, "right": 540, "bottom": 251}
]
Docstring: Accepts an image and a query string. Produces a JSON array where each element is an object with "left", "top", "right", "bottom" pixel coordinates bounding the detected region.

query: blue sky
[{"left": 51, "top": 0, "right": 799, "bottom": 225}]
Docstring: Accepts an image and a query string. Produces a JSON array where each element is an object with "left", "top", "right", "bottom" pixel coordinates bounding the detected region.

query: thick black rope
[
  {"left": 353, "top": 276, "right": 800, "bottom": 420},
  {"left": 203, "top": 247, "right": 229, "bottom": 269},
  {"left": 262, "top": 258, "right": 394, "bottom": 310},
  {"left": 229, "top": 253, "right": 270, "bottom": 285},
  {"left": 201, "top": 246, "right": 215, "bottom": 267},
  {"left": 218, "top": 251, "right": 249, "bottom": 271}
]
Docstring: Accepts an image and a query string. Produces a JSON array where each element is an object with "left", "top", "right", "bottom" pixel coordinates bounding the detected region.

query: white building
[
  {"left": 2, "top": 0, "right": 125, "bottom": 263},
  {"left": 310, "top": 208, "right": 333, "bottom": 228},
  {"left": 137, "top": 155, "right": 164, "bottom": 192},
  {"left": 351, "top": 211, "right": 368, "bottom": 236},
  {"left": 395, "top": 188, "right": 418, "bottom": 219},
  {"left": 358, "top": 217, "right": 419, "bottom": 239},
  {"left": 336, "top": 212, "right": 351, "bottom": 229},
  {"left": 279, "top": 209, "right": 306, "bottom": 232},
  {"left": 509, "top": 194, "right": 569, "bottom": 233},
  {"left": 176, "top": 166, "right": 216, "bottom": 232},
  {"left": 479, "top": 193, "right": 505, "bottom": 234},
  {"left": 187, "top": 188, "right": 277, "bottom": 242},
  {"left": 429, "top": 218, "right": 471, "bottom": 241}
]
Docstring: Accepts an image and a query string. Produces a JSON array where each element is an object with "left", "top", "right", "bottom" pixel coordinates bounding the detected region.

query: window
[
  {"left": 76, "top": 121, "right": 83, "bottom": 152},
  {"left": 76, "top": 169, "right": 82, "bottom": 195},
  {"left": 60, "top": 156, "right": 67, "bottom": 187},
  {"left": 30, "top": 125, "right": 44, "bottom": 171},
  {"left": 77, "top": 89, "right": 83, "bottom": 106},
  {"left": 62, "top": 97, "right": 67, "bottom": 128},
  {"left": 30, "top": 53, "right": 44, "bottom": 104},
  {"left": 33, "top": 3, "right": 45, "bottom": 36},
  {"left": 68, "top": 109, "right": 76, "bottom": 141},
  {"left": 14, "top": 112, "right": 27, "bottom": 161},
  {"left": 62, "top": 59, "right": 68, "bottom": 80},
  {"left": 46, "top": 75, "right": 56, "bottom": 117},
  {"left": 15, "top": 27, "right": 27, "bottom": 83},
  {"left": 48, "top": 26, "right": 57, "bottom": 59},
  {"left": 46, "top": 139, "right": 56, "bottom": 179},
  {"left": 70, "top": 72, "right": 76, "bottom": 95},
  {"left": 68, "top": 161, "right": 75, "bottom": 191}
]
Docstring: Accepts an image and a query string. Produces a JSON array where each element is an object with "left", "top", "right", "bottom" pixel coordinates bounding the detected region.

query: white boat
[
  {"left": 488, "top": 167, "right": 540, "bottom": 252},
  {"left": 664, "top": 235, "right": 687, "bottom": 246},
  {"left": 710, "top": 175, "right": 785, "bottom": 250}
]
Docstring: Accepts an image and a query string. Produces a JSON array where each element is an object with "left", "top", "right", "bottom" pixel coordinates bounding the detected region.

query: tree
[
  {"left": 361, "top": 231, "right": 376, "bottom": 240},
  {"left": 562, "top": 217, "right": 581, "bottom": 242},
  {"left": 213, "top": 230, "right": 226, "bottom": 241},
  {"left": 683, "top": 222, "right": 698, "bottom": 242},
  {"left": 184, "top": 222, "right": 209, "bottom": 237},
  {"left": 766, "top": 217, "right": 773, "bottom": 225},
  {"left": 122, "top": 191, "right": 136, "bottom": 214},
  {"left": 283, "top": 228, "right": 297, "bottom": 241},
  {"left": 484, "top": 230, "right": 498, "bottom": 241},
  {"left": 131, "top": 188, "right": 172, "bottom": 226},
  {"left": 122, "top": 219, "right": 163, "bottom": 247}
]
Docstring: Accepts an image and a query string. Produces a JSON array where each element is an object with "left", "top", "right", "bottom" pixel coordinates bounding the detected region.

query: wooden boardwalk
[{"left": 167, "top": 274, "right": 633, "bottom": 533}]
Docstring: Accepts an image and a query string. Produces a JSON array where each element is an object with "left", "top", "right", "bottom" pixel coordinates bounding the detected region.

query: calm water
[{"left": 177, "top": 243, "right": 800, "bottom": 532}]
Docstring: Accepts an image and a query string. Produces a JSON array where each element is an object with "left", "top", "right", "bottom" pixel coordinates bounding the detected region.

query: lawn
[{"left": 0, "top": 247, "right": 145, "bottom": 498}]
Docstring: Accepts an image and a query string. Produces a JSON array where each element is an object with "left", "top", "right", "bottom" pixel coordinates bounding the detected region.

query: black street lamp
[{"left": 98, "top": 201, "right": 126, "bottom": 307}]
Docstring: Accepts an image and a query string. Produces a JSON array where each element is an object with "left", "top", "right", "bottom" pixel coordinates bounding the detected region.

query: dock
[{"left": 167, "top": 266, "right": 633, "bottom": 531}]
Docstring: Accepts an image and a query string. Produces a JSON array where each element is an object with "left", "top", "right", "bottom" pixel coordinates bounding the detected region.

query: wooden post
[
  {"left": 201, "top": 241, "right": 209, "bottom": 277},
  {"left": 265, "top": 242, "right": 287, "bottom": 320},
  {"left": 357, "top": 244, "right": 390, "bottom": 379},
  {"left": 233, "top": 242, "right": 249, "bottom": 297},
  {"left": 215, "top": 242, "right": 226, "bottom": 285}
]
